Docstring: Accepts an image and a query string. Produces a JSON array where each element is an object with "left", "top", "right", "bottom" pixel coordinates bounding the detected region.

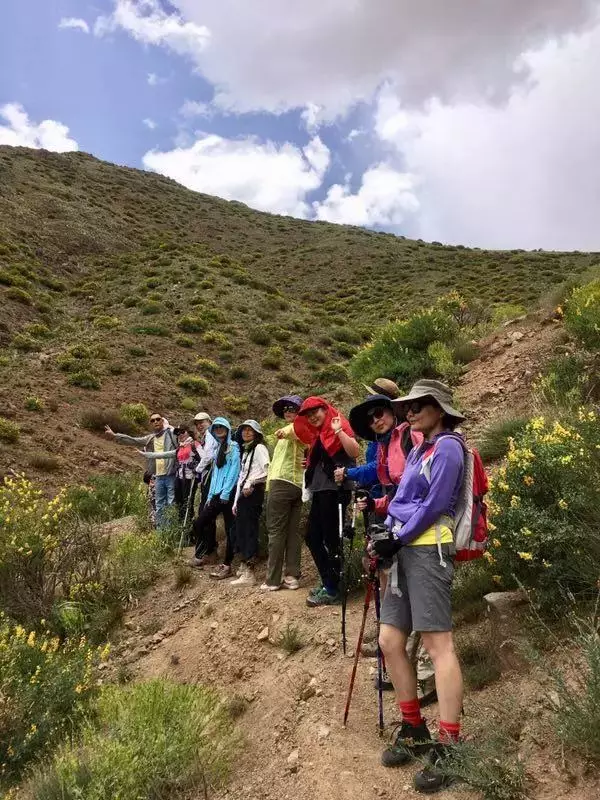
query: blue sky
[{"left": 2, "top": 1, "right": 600, "bottom": 250}]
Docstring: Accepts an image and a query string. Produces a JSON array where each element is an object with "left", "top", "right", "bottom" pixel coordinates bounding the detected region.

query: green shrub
[
  {"left": 427, "top": 340, "right": 462, "bottom": 383},
  {"left": 178, "top": 314, "right": 207, "bottom": 333},
  {"left": 140, "top": 300, "right": 162, "bottom": 315},
  {"left": 349, "top": 306, "right": 459, "bottom": 388},
  {"left": 175, "top": 334, "right": 194, "bottom": 348},
  {"left": 181, "top": 397, "right": 197, "bottom": 411},
  {"left": 302, "top": 346, "right": 328, "bottom": 365},
  {"left": 131, "top": 323, "right": 170, "bottom": 337},
  {"left": 177, "top": 374, "right": 210, "bottom": 394},
  {"left": 489, "top": 412, "right": 600, "bottom": 608},
  {"left": 80, "top": 408, "right": 138, "bottom": 436},
  {"left": 331, "top": 325, "right": 361, "bottom": 344},
  {"left": 223, "top": 394, "right": 249, "bottom": 414},
  {"left": 28, "top": 680, "right": 237, "bottom": 800},
  {"left": 68, "top": 370, "right": 101, "bottom": 390},
  {"left": 316, "top": 364, "right": 349, "bottom": 383},
  {"left": 0, "top": 417, "right": 19, "bottom": 442},
  {"left": 230, "top": 366, "right": 249, "bottom": 379},
  {"left": 0, "top": 614, "right": 104, "bottom": 780},
  {"left": 11, "top": 333, "right": 39, "bottom": 351},
  {"left": 29, "top": 454, "right": 61, "bottom": 472},
  {"left": 93, "top": 315, "right": 121, "bottom": 329},
  {"left": 122, "top": 295, "right": 139, "bottom": 307},
  {"left": 535, "top": 353, "right": 590, "bottom": 410},
  {"left": 24, "top": 395, "right": 44, "bottom": 412},
  {"left": 278, "top": 624, "right": 304, "bottom": 654},
  {"left": 554, "top": 627, "right": 600, "bottom": 764},
  {"left": 491, "top": 303, "right": 526, "bottom": 327},
  {"left": 453, "top": 340, "right": 479, "bottom": 364},
  {"left": 65, "top": 473, "right": 147, "bottom": 523},
  {"left": 195, "top": 357, "right": 220, "bottom": 375},
  {"left": 477, "top": 416, "right": 530, "bottom": 463},
  {"left": 24, "top": 322, "right": 52, "bottom": 339},
  {"left": 565, "top": 279, "right": 600, "bottom": 349},
  {"left": 120, "top": 402, "right": 149, "bottom": 427},
  {"left": 128, "top": 345, "right": 147, "bottom": 357},
  {"left": 249, "top": 326, "right": 271, "bottom": 345},
  {"left": 262, "top": 346, "right": 282, "bottom": 370},
  {"left": 5, "top": 286, "right": 33, "bottom": 304},
  {"left": 202, "top": 331, "right": 232, "bottom": 349},
  {"left": 109, "top": 362, "right": 125, "bottom": 375}
]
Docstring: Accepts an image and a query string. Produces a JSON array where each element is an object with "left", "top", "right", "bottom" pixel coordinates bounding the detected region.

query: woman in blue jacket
[{"left": 189, "top": 417, "right": 240, "bottom": 570}]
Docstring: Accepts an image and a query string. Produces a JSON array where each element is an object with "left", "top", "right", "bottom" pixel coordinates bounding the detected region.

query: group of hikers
[{"left": 105, "top": 376, "right": 485, "bottom": 794}]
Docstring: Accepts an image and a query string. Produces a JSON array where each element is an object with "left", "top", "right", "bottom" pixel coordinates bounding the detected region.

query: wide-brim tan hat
[
  {"left": 362, "top": 377, "right": 401, "bottom": 400},
  {"left": 392, "top": 379, "right": 466, "bottom": 423},
  {"left": 194, "top": 412, "right": 212, "bottom": 422}
]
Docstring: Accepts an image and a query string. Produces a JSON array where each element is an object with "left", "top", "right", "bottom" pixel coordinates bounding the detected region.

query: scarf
[
  {"left": 215, "top": 438, "right": 229, "bottom": 469},
  {"left": 293, "top": 396, "right": 355, "bottom": 457}
]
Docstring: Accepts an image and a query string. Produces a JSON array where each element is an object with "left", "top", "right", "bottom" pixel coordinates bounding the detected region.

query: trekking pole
[
  {"left": 373, "top": 567, "right": 385, "bottom": 736},
  {"left": 179, "top": 475, "right": 197, "bottom": 554},
  {"left": 340, "top": 493, "right": 357, "bottom": 655},
  {"left": 343, "top": 562, "right": 375, "bottom": 727}
]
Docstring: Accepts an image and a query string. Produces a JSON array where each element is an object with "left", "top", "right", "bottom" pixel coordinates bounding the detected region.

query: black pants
[
  {"left": 174, "top": 476, "right": 194, "bottom": 521},
  {"left": 234, "top": 484, "right": 265, "bottom": 563},
  {"left": 192, "top": 498, "right": 235, "bottom": 564},
  {"left": 305, "top": 489, "right": 350, "bottom": 594}
]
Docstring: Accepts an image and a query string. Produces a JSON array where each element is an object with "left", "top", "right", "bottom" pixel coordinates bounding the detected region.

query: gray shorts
[{"left": 380, "top": 545, "right": 455, "bottom": 633}]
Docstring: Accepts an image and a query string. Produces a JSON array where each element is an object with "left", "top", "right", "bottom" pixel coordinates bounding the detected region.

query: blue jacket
[
  {"left": 347, "top": 441, "right": 384, "bottom": 498},
  {"left": 206, "top": 417, "right": 241, "bottom": 502}
]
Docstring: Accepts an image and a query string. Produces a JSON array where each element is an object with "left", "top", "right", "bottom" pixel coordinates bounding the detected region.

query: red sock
[
  {"left": 399, "top": 699, "right": 423, "bottom": 727},
  {"left": 438, "top": 720, "right": 460, "bottom": 743}
]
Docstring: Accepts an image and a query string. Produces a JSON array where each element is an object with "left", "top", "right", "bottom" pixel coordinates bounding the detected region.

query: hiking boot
[
  {"left": 260, "top": 582, "right": 281, "bottom": 591},
  {"left": 373, "top": 669, "right": 394, "bottom": 691},
  {"left": 308, "top": 583, "right": 323, "bottom": 598},
  {"left": 283, "top": 575, "right": 300, "bottom": 590},
  {"left": 188, "top": 556, "right": 206, "bottom": 568},
  {"left": 210, "top": 564, "right": 232, "bottom": 580},
  {"left": 414, "top": 742, "right": 456, "bottom": 794},
  {"left": 230, "top": 565, "right": 256, "bottom": 587},
  {"left": 418, "top": 678, "right": 438, "bottom": 709},
  {"left": 381, "top": 720, "right": 432, "bottom": 768},
  {"left": 305, "top": 587, "right": 341, "bottom": 607}
]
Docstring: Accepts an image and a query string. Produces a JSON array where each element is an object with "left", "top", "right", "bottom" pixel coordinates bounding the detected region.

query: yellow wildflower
[
  {"left": 510, "top": 495, "right": 521, "bottom": 508},
  {"left": 542, "top": 560, "right": 552, "bottom": 569},
  {"left": 520, "top": 527, "right": 533, "bottom": 537},
  {"left": 483, "top": 552, "right": 495, "bottom": 563},
  {"left": 558, "top": 499, "right": 569, "bottom": 510},
  {"left": 492, "top": 575, "right": 502, "bottom": 584},
  {"left": 27, "top": 631, "right": 36, "bottom": 648},
  {"left": 492, "top": 538, "right": 502, "bottom": 548},
  {"left": 523, "top": 475, "right": 534, "bottom": 486},
  {"left": 518, "top": 551, "right": 533, "bottom": 561}
]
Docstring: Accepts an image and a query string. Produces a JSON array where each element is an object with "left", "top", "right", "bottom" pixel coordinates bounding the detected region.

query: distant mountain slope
[{"left": 0, "top": 145, "right": 595, "bottom": 483}]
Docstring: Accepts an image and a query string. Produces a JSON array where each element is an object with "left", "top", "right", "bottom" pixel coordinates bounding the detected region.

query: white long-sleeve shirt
[
  {"left": 194, "top": 431, "right": 219, "bottom": 478},
  {"left": 233, "top": 443, "right": 270, "bottom": 507}
]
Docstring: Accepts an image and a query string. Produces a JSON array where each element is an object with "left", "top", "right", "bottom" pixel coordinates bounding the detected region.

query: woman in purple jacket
[{"left": 367, "top": 379, "right": 466, "bottom": 794}]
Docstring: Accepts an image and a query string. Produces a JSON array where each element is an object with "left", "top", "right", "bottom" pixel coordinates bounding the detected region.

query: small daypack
[{"left": 421, "top": 434, "right": 489, "bottom": 562}]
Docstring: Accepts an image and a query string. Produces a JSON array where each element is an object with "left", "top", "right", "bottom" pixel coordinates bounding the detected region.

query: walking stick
[
  {"left": 343, "top": 569, "right": 374, "bottom": 728},
  {"left": 340, "top": 493, "right": 357, "bottom": 655},
  {"left": 373, "top": 568, "right": 385, "bottom": 736},
  {"left": 178, "top": 475, "right": 197, "bottom": 554}
]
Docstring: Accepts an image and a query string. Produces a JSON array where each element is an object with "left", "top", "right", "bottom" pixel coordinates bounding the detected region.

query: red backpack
[{"left": 421, "top": 434, "right": 489, "bottom": 562}]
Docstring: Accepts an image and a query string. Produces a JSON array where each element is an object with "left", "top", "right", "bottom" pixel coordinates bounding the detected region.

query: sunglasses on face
[
  {"left": 150, "top": 417, "right": 162, "bottom": 423},
  {"left": 366, "top": 407, "right": 387, "bottom": 422},
  {"left": 405, "top": 399, "right": 435, "bottom": 415},
  {"left": 283, "top": 406, "right": 298, "bottom": 414}
]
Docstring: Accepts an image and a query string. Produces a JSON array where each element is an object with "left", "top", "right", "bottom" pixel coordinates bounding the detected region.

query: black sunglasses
[
  {"left": 405, "top": 398, "right": 436, "bottom": 415},
  {"left": 283, "top": 405, "right": 298, "bottom": 413},
  {"left": 150, "top": 416, "right": 162, "bottom": 423},
  {"left": 366, "top": 406, "right": 388, "bottom": 422}
]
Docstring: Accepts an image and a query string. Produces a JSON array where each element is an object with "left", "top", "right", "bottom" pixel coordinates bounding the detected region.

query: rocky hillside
[{"left": 0, "top": 146, "right": 596, "bottom": 483}]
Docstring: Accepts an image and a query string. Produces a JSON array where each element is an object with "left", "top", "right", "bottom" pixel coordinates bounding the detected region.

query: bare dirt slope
[
  {"left": 108, "top": 547, "right": 598, "bottom": 800},
  {"left": 457, "top": 313, "right": 564, "bottom": 435}
]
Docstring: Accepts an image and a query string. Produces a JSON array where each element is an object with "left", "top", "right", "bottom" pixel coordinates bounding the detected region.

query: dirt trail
[{"left": 109, "top": 550, "right": 597, "bottom": 800}]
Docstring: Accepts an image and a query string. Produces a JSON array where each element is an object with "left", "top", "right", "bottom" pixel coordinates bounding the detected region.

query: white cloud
[
  {"left": 314, "top": 164, "right": 419, "bottom": 227},
  {"left": 179, "top": 99, "right": 212, "bottom": 118},
  {"left": 143, "top": 118, "right": 157, "bottom": 129},
  {"left": 58, "top": 17, "right": 90, "bottom": 34},
  {"left": 0, "top": 104, "right": 78, "bottom": 152},
  {"left": 375, "top": 19, "right": 600, "bottom": 250},
  {"left": 147, "top": 72, "right": 163, "bottom": 86},
  {"left": 143, "top": 134, "right": 330, "bottom": 218},
  {"left": 95, "top": 0, "right": 210, "bottom": 62},
  {"left": 171, "top": 0, "right": 596, "bottom": 114}
]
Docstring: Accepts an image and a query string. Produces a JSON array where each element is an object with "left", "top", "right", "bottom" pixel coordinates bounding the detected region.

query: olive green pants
[{"left": 265, "top": 479, "right": 303, "bottom": 586}]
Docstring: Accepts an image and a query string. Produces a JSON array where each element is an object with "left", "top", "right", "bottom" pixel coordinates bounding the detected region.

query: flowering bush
[
  {"left": 488, "top": 411, "right": 600, "bottom": 607},
  {"left": 564, "top": 279, "right": 600, "bottom": 350},
  {"left": 65, "top": 473, "right": 147, "bottom": 523},
  {"left": 0, "top": 614, "right": 106, "bottom": 779}
]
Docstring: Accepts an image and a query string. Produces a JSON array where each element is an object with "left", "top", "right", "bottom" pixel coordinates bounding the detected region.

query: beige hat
[
  {"left": 392, "top": 379, "right": 466, "bottom": 423},
  {"left": 363, "top": 377, "right": 401, "bottom": 400},
  {"left": 194, "top": 412, "right": 212, "bottom": 422}
]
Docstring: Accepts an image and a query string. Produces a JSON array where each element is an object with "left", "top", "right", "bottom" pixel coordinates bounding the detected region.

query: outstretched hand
[
  {"left": 104, "top": 425, "right": 115, "bottom": 438},
  {"left": 331, "top": 416, "right": 343, "bottom": 434}
]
